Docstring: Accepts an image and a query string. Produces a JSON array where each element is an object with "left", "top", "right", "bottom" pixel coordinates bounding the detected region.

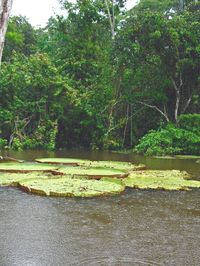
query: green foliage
[
  {"left": 136, "top": 0, "right": 178, "bottom": 13},
  {"left": 0, "top": 138, "right": 7, "bottom": 149},
  {"left": 115, "top": 3, "right": 200, "bottom": 125},
  {"left": 100, "top": 136, "right": 123, "bottom": 151},
  {"left": 0, "top": 52, "right": 69, "bottom": 150},
  {"left": 11, "top": 122, "right": 57, "bottom": 151},
  {"left": 179, "top": 114, "right": 200, "bottom": 135},
  {"left": 0, "top": 1, "right": 200, "bottom": 152},
  {"left": 11, "top": 138, "right": 23, "bottom": 151},
  {"left": 3, "top": 16, "right": 37, "bottom": 61},
  {"left": 134, "top": 123, "right": 200, "bottom": 156}
]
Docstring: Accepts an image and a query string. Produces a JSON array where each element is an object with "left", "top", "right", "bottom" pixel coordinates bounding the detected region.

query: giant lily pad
[
  {"left": 152, "top": 156, "right": 175, "bottom": 159},
  {"left": 122, "top": 170, "right": 200, "bottom": 190},
  {"left": 35, "top": 158, "right": 145, "bottom": 171},
  {"left": 57, "top": 166, "right": 128, "bottom": 179},
  {"left": 0, "top": 172, "right": 53, "bottom": 186},
  {"left": 0, "top": 163, "right": 59, "bottom": 173},
  {"left": 79, "top": 160, "right": 146, "bottom": 171},
  {"left": 0, "top": 156, "right": 24, "bottom": 163},
  {"left": 1, "top": 159, "right": 200, "bottom": 198},
  {"left": 35, "top": 158, "right": 90, "bottom": 166},
  {"left": 19, "top": 176, "right": 125, "bottom": 197},
  {"left": 175, "top": 155, "right": 200, "bottom": 160}
]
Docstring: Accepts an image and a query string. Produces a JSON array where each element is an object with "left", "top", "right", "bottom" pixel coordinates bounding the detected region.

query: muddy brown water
[{"left": 0, "top": 150, "right": 200, "bottom": 266}]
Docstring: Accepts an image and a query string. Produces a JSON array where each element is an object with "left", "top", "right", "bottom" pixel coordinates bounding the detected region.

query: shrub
[
  {"left": 12, "top": 138, "right": 23, "bottom": 151},
  {"left": 10, "top": 120, "right": 58, "bottom": 151},
  {"left": 179, "top": 114, "right": 200, "bottom": 135},
  {"left": 0, "top": 138, "right": 7, "bottom": 149},
  {"left": 134, "top": 124, "right": 200, "bottom": 156}
]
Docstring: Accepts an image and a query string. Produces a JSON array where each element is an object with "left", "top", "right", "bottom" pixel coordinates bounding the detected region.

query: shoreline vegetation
[
  {"left": 0, "top": 158, "right": 200, "bottom": 198},
  {"left": 0, "top": 2, "right": 200, "bottom": 156},
  {"left": 0, "top": 114, "right": 199, "bottom": 156}
]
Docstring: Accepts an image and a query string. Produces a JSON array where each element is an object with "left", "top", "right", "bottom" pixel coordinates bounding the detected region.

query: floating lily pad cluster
[
  {"left": 153, "top": 155, "right": 200, "bottom": 160},
  {"left": 122, "top": 170, "right": 200, "bottom": 191},
  {"left": 0, "top": 157, "right": 200, "bottom": 197},
  {"left": 35, "top": 158, "right": 146, "bottom": 171}
]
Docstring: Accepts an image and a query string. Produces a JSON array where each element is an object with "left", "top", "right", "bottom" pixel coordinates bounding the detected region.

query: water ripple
[{"left": 70, "top": 256, "right": 165, "bottom": 266}]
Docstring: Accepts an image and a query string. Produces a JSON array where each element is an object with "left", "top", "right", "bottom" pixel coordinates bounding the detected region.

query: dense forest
[{"left": 0, "top": 0, "right": 200, "bottom": 155}]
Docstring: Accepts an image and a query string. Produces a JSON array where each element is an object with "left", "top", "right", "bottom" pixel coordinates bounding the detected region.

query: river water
[{"left": 0, "top": 150, "right": 200, "bottom": 266}]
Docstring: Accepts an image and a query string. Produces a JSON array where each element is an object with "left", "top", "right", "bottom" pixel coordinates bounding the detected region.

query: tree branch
[
  {"left": 181, "top": 95, "right": 192, "bottom": 114},
  {"left": 170, "top": 76, "right": 181, "bottom": 124},
  {"left": 137, "top": 101, "right": 170, "bottom": 122}
]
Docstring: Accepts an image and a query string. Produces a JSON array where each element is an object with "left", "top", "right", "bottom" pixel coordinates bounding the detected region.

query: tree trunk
[
  {"left": 179, "top": 0, "right": 184, "bottom": 10},
  {"left": 104, "top": 0, "right": 115, "bottom": 40},
  {"left": 0, "top": 0, "right": 13, "bottom": 64},
  {"left": 174, "top": 89, "right": 180, "bottom": 124}
]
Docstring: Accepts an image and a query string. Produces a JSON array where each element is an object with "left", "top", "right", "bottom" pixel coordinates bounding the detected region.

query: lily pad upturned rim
[
  {"left": 35, "top": 158, "right": 90, "bottom": 166},
  {"left": 152, "top": 156, "right": 176, "bottom": 159},
  {"left": 0, "top": 172, "right": 55, "bottom": 187},
  {"left": 152, "top": 155, "right": 200, "bottom": 160},
  {"left": 19, "top": 176, "right": 125, "bottom": 198},
  {"left": 175, "top": 155, "right": 200, "bottom": 160},
  {"left": 56, "top": 166, "right": 129, "bottom": 179},
  {"left": 0, "top": 163, "right": 60, "bottom": 174},
  {"left": 35, "top": 157, "right": 146, "bottom": 172},
  {"left": 122, "top": 170, "right": 200, "bottom": 191},
  {"left": 0, "top": 162, "right": 129, "bottom": 179}
]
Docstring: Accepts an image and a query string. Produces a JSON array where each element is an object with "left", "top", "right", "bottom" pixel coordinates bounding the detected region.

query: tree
[
  {"left": 0, "top": 0, "right": 13, "bottom": 64},
  {"left": 115, "top": 3, "right": 200, "bottom": 125},
  {"left": 0, "top": 52, "right": 71, "bottom": 149},
  {"left": 44, "top": 0, "right": 116, "bottom": 148},
  {"left": 135, "top": 0, "right": 199, "bottom": 13},
  {"left": 104, "top": 0, "right": 127, "bottom": 40},
  {"left": 3, "top": 16, "right": 37, "bottom": 61}
]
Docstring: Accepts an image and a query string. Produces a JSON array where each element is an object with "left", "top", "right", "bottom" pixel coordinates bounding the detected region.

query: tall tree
[
  {"left": 3, "top": 16, "right": 37, "bottom": 61},
  {"left": 115, "top": 3, "right": 200, "bottom": 125},
  {"left": 0, "top": 0, "right": 13, "bottom": 64}
]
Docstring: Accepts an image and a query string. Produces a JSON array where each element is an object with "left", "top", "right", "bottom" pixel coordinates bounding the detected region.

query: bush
[
  {"left": 134, "top": 123, "right": 200, "bottom": 156},
  {"left": 10, "top": 121, "right": 57, "bottom": 151},
  {"left": 22, "top": 137, "right": 39, "bottom": 150},
  {"left": 101, "top": 136, "right": 122, "bottom": 151},
  {"left": 179, "top": 114, "right": 200, "bottom": 135},
  {"left": 0, "top": 138, "right": 7, "bottom": 149},
  {"left": 12, "top": 138, "right": 23, "bottom": 151}
]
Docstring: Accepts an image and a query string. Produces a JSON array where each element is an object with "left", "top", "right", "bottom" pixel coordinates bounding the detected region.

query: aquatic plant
[
  {"left": 175, "top": 155, "right": 200, "bottom": 159},
  {"left": 0, "top": 159, "right": 200, "bottom": 197},
  {"left": 0, "top": 172, "right": 52, "bottom": 186},
  {"left": 56, "top": 166, "right": 128, "bottom": 179},
  {"left": 19, "top": 176, "right": 125, "bottom": 197},
  {"left": 123, "top": 170, "right": 200, "bottom": 191},
  {"left": 35, "top": 158, "right": 146, "bottom": 171},
  {"left": 0, "top": 163, "right": 59, "bottom": 173}
]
